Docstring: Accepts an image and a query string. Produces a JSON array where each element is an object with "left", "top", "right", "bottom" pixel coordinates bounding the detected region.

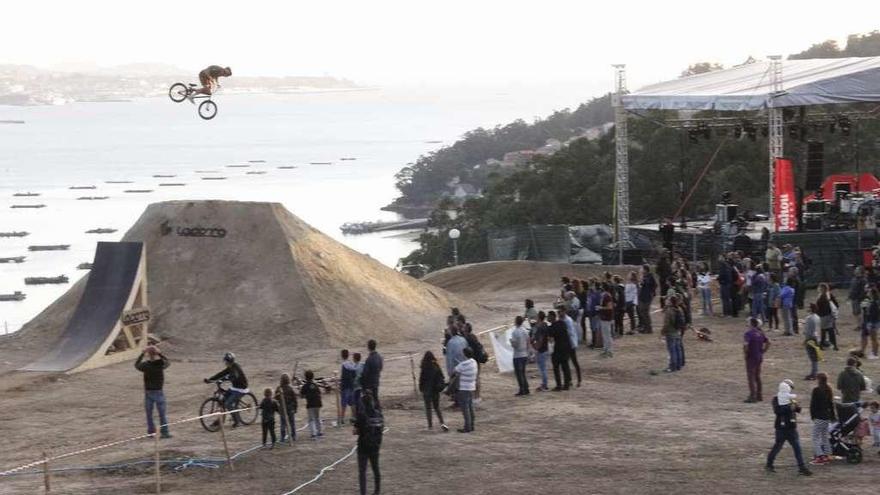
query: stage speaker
[
  {"left": 803, "top": 213, "right": 825, "bottom": 231},
  {"left": 805, "top": 141, "right": 824, "bottom": 191}
]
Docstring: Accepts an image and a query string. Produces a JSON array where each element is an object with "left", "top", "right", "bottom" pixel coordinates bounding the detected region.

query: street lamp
[{"left": 448, "top": 228, "right": 460, "bottom": 266}]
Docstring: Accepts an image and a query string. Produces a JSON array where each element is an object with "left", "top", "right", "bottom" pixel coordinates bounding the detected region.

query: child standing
[
  {"left": 301, "top": 370, "right": 323, "bottom": 439},
  {"left": 697, "top": 265, "right": 713, "bottom": 317},
  {"left": 869, "top": 401, "right": 880, "bottom": 448},
  {"left": 339, "top": 349, "right": 358, "bottom": 426},
  {"left": 259, "top": 388, "right": 279, "bottom": 448},
  {"left": 275, "top": 374, "right": 298, "bottom": 443}
]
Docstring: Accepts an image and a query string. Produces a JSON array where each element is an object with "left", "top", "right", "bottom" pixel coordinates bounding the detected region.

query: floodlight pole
[
  {"left": 767, "top": 55, "right": 784, "bottom": 233},
  {"left": 612, "top": 64, "right": 630, "bottom": 263}
]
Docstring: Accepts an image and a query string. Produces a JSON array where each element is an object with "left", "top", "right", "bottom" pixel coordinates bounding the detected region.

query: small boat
[
  {"left": 159, "top": 183, "right": 187, "bottom": 187},
  {"left": 201, "top": 177, "right": 227, "bottom": 180},
  {"left": 25, "top": 275, "right": 69, "bottom": 285},
  {"left": 124, "top": 189, "right": 153, "bottom": 193},
  {"left": 277, "top": 166, "right": 298, "bottom": 170},
  {"left": 0, "top": 120, "right": 25, "bottom": 125},
  {"left": 310, "top": 162, "right": 333, "bottom": 165},
  {"left": 425, "top": 140, "right": 443, "bottom": 144},
  {"left": 77, "top": 196, "right": 109, "bottom": 201},
  {"left": 340, "top": 157, "right": 357, "bottom": 161},
  {"left": 69, "top": 185, "right": 97, "bottom": 190},
  {"left": 152, "top": 174, "right": 176, "bottom": 178},
  {"left": 77, "top": 262, "right": 93, "bottom": 270},
  {"left": 195, "top": 170, "right": 219, "bottom": 173},
  {"left": 105, "top": 180, "right": 133, "bottom": 184},
  {"left": 0, "top": 256, "right": 26, "bottom": 264},
  {"left": 11, "top": 204, "right": 46, "bottom": 209},
  {"left": 0, "top": 291, "right": 26, "bottom": 302},
  {"left": 85, "top": 228, "right": 117, "bottom": 234},
  {"left": 247, "top": 160, "right": 266, "bottom": 163},
  {"left": 226, "top": 164, "right": 251, "bottom": 168},
  {"left": 0, "top": 231, "right": 29, "bottom": 238},
  {"left": 13, "top": 192, "right": 40, "bottom": 197},
  {"left": 28, "top": 245, "right": 70, "bottom": 251},
  {"left": 246, "top": 171, "right": 267, "bottom": 175}
]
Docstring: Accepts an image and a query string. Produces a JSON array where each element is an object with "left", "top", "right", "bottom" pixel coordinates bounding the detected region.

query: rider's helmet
[
  {"left": 225, "top": 67, "right": 232, "bottom": 76},
  {"left": 223, "top": 352, "right": 236, "bottom": 364}
]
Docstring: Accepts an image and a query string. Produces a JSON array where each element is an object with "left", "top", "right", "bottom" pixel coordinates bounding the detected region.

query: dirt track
[{"left": 1, "top": 261, "right": 879, "bottom": 494}]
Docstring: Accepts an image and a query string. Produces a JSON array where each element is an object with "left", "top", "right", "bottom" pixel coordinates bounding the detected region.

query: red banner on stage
[{"left": 774, "top": 158, "right": 798, "bottom": 232}]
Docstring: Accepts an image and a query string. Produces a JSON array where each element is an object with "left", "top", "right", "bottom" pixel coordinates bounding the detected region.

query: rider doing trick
[
  {"left": 192, "top": 65, "right": 232, "bottom": 99},
  {"left": 204, "top": 352, "right": 249, "bottom": 427}
]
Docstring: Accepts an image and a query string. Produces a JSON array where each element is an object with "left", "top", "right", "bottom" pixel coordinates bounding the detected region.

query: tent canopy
[{"left": 622, "top": 56, "right": 880, "bottom": 111}]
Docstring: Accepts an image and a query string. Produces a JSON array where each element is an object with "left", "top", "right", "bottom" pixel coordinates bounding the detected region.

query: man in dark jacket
[
  {"left": 548, "top": 311, "right": 572, "bottom": 391},
  {"left": 205, "top": 352, "right": 249, "bottom": 427},
  {"left": 766, "top": 380, "right": 812, "bottom": 476},
  {"left": 354, "top": 389, "right": 383, "bottom": 495},
  {"left": 135, "top": 345, "right": 171, "bottom": 438},
  {"left": 637, "top": 265, "right": 657, "bottom": 333},
  {"left": 361, "top": 339, "right": 384, "bottom": 401},
  {"left": 837, "top": 357, "right": 867, "bottom": 403},
  {"left": 717, "top": 255, "right": 733, "bottom": 317}
]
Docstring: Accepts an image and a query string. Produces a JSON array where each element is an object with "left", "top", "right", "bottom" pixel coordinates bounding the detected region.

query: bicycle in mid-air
[
  {"left": 168, "top": 82, "right": 219, "bottom": 120},
  {"left": 199, "top": 381, "right": 259, "bottom": 432}
]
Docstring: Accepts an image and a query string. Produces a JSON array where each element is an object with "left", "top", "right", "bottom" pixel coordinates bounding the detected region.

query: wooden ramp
[{"left": 21, "top": 242, "right": 149, "bottom": 374}]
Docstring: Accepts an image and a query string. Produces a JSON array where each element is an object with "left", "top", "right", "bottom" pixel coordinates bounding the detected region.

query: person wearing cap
[
  {"left": 766, "top": 379, "right": 812, "bottom": 476},
  {"left": 135, "top": 345, "right": 172, "bottom": 438},
  {"left": 743, "top": 318, "right": 770, "bottom": 403}
]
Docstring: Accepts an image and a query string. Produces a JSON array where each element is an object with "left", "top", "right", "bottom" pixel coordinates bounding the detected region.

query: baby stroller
[{"left": 830, "top": 402, "right": 865, "bottom": 464}]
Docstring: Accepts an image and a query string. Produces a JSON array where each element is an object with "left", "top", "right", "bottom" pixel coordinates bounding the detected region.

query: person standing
[
  {"left": 275, "top": 373, "right": 298, "bottom": 442},
  {"left": 361, "top": 339, "right": 384, "bottom": 400},
  {"left": 717, "top": 255, "right": 734, "bottom": 317},
  {"left": 697, "top": 264, "right": 713, "bottom": 317},
  {"left": 354, "top": 389, "right": 383, "bottom": 495},
  {"left": 530, "top": 311, "right": 551, "bottom": 391},
  {"left": 638, "top": 265, "right": 657, "bottom": 333},
  {"left": 135, "top": 345, "right": 172, "bottom": 438},
  {"left": 837, "top": 357, "right": 867, "bottom": 404},
  {"left": 766, "top": 380, "right": 812, "bottom": 476},
  {"left": 624, "top": 272, "right": 638, "bottom": 334},
  {"left": 548, "top": 311, "right": 572, "bottom": 391},
  {"left": 662, "top": 295, "right": 683, "bottom": 372},
  {"left": 848, "top": 267, "right": 866, "bottom": 324},
  {"left": 418, "top": 351, "right": 448, "bottom": 431},
  {"left": 809, "top": 373, "right": 836, "bottom": 465},
  {"left": 860, "top": 288, "right": 880, "bottom": 360},
  {"left": 743, "top": 318, "right": 770, "bottom": 403},
  {"left": 301, "top": 370, "right": 324, "bottom": 439},
  {"left": 599, "top": 285, "right": 615, "bottom": 358},
  {"left": 750, "top": 267, "right": 767, "bottom": 320},
  {"left": 766, "top": 274, "right": 781, "bottom": 331},
  {"left": 453, "top": 348, "right": 478, "bottom": 433},
  {"left": 815, "top": 283, "right": 839, "bottom": 351},
  {"left": 339, "top": 349, "right": 358, "bottom": 426},
  {"left": 612, "top": 275, "right": 626, "bottom": 337},
  {"left": 258, "top": 388, "right": 279, "bottom": 448},
  {"left": 786, "top": 268, "right": 801, "bottom": 334},
  {"left": 445, "top": 328, "right": 468, "bottom": 378},
  {"left": 657, "top": 252, "right": 672, "bottom": 308},
  {"left": 509, "top": 316, "right": 530, "bottom": 396},
  {"left": 560, "top": 310, "right": 582, "bottom": 386},
  {"left": 765, "top": 242, "right": 783, "bottom": 281},
  {"left": 780, "top": 280, "right": 796, "bottom": 336},
  {"left": 803, "top": 304, "right": 821, "bottom": 381}
]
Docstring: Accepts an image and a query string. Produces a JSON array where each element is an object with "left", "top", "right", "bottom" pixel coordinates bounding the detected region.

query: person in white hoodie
[{"left": 509, "top": 316, "right": 530, "bottom": 396}]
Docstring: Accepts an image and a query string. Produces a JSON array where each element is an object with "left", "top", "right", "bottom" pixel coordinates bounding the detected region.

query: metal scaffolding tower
[
  {"left": 767, "top": 55, "right": 784, "bottom": 231},
  {"left": 612, "top": 64, "right": 630, "bottom": 246}
]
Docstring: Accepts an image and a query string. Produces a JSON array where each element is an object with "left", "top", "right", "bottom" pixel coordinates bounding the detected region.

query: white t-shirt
[
  {"left": 697, "top": 273, "right": 711, "bottom": 289},
  {"left": 624, "top": 283, "right": 638, "bottom": 303},
  {"left": 454, "top": 358, "right": 477, "bottom": 391}
]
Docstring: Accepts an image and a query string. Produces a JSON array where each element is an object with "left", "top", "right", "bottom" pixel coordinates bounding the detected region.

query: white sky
[{"left": 3, "top": 0, "right": 879, "bottom": 92}]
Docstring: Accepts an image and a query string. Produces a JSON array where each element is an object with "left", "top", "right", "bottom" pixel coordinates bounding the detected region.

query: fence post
[
  {"left": 409, "top": 354, "right": 417, "bottom": 396},
  {"left": 153, "top": 433, "right": 161, "bottom": 494},
  {"left": 42, "top": 451, "right": 50, "bottom": 493},
  {"left": 218, "top": 414, "right": 233, "bottom": 470}
]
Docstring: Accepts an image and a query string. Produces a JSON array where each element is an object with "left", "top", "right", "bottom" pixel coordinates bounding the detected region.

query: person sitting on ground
[
  {"left": 301, "top": 370, "right": 323, "bottom": 439},
  {"left": 339, "top": 349, "right": 358, "bottom": 425},
  {"left": 204, "top": 352, "right": 249, "bottom": 428},
  {"left": 766, "top": 379, "right": 812, "bottom": 476},
  {"left": 354, "top": 389, "right": 383, "bottom": 495},
  {"left": 809, "top": 373, "right": 836, "bottom": 465},
  {"left": 275, "top": 373, "right": 298, "bottom": 442},
  {"left": 135, "top": 345, "right": 172, "bottom": 439},
  {"left": 258, "top": 388, "right": 279, "bottom": 448},
  {"left": 453, "top": 347, "right": 478, "bottom": 433},
  {"left": 510, "top": 315, "right": 530, "bottom": 396},
  {"left": 803, "top": 304, "right": 822, "bottom": 381},
  {"left": 193, "top": 65, "right": 232, "bottom": 97},
  {"left": 418, "top": 351, "right": 448, "bottom": 431}
]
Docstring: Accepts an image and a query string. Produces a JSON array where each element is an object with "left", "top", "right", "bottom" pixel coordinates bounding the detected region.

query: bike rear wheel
[
  {"left": 199, "top": 397, "right": 225, "bottom": 432},
  {"left": 168, "top": 83, "right": 188, "bottom": 103},
  {"left": 236, "top": 392, "right": 259, "bottom": 425},
  {"left": 198, "top": 100, "right": 218, "bottom": 120}
]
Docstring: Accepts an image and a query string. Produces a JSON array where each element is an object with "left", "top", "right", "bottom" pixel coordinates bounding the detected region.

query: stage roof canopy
[{"left": 622, "top": 56, "right": 880, "bottom": 112}]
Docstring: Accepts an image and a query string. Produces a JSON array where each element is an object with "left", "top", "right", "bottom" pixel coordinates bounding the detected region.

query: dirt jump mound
[
  {"left": 7, "top": 201, "right": 464, "bottom": 372},
  {"left": 423, "top": 261, "right": 637, "bottom": 294}
]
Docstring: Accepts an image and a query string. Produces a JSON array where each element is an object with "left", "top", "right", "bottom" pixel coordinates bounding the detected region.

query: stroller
[{"left": 830, "top": 402, "right": 866, "bottom": 464}]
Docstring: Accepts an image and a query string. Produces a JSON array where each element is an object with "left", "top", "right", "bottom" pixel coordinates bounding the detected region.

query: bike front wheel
[
  {"left": 168, "top": 83, "right": 188, "bottom": 103},
  {"left": 198, "top": 100, "right": 218, "bottom": 120},
  {"left": 236, "top": 392, "right": 259, "bottom": 425},
  {"left": 199, "top": 397, "right": 225, "bottom": 432}
]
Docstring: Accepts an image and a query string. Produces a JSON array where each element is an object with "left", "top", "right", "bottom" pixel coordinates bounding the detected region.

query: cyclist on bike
[
  {"left": 192, "top": 65, "right": 232, "bottom": 98},
  {"left": 204, "top": 352, "right": 249, "bottom": 427}
]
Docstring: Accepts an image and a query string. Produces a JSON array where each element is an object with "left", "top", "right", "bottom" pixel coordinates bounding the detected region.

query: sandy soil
[{"left": 1, "top": 261, "right": 879, "bottom": 494}]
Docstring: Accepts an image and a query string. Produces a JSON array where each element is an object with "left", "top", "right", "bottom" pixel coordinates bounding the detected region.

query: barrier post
[
  {"left": 153, "top": 433, "right": 161, "bottom": 494},
  {"left": 42, "top": 451, "right": 50, "bottom": 493},
  {"left": 333, "top": 373, "right": 342, "bottom": 427},
  {"left": 218, "top": 414, "right": 233, "bottom": 470},
  {"left": 409, "top": 354, "right": 417, "bottom": 396}
]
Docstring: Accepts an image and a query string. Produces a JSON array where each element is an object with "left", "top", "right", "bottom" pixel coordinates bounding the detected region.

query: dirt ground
[{"left": 1, "top": 261, "right": 879, "bottom": 494}]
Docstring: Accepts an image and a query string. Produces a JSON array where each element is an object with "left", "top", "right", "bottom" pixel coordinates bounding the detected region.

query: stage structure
[{"left": 611, "top": 56, "right": 880, "bottom": 244}]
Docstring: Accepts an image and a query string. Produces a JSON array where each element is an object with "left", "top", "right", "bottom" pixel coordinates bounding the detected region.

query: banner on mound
[
  {"left": 774, "top": 158, "right": 798, "bottom": 232},
  {"left": 488, "top": 326, "right": 515, "bottom": 373}
]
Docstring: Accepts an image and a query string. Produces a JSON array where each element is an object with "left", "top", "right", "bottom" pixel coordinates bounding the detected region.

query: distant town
[{"left": 0, "top": 63, "right": 361, "bottom": 106}]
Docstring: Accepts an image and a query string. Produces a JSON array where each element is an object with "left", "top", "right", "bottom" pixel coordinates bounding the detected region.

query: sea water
[{"left": 0, "top": 83, "right": 593, "bottom": 331}]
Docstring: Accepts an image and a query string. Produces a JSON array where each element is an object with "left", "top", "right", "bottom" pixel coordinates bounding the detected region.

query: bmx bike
[
  {"left": 199, "top": 381, "right": 259, "bottom": 432},
  {"left": 168, "top": 82, "right": 219, "bottom": 120}
]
